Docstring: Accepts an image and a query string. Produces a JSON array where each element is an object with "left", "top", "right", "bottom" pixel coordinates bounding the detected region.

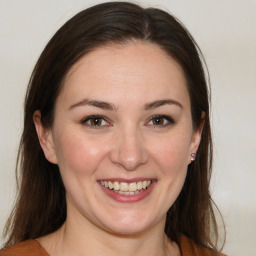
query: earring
[{"left": 191, "top": 153, "right": 196, "bottom": 161}]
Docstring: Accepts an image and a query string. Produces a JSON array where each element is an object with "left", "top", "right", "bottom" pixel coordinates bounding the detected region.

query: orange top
[
  {"left": 0, "top": 235, "right": 227, "bottom": 256},
  {"left": 0, "top": 239, "right": 49, "bottom": 256}
]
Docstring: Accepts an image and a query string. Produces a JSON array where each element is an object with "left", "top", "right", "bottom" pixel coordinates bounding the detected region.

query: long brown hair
[{"left": 3, "top": 1, "right": 224, "bottom": 251}]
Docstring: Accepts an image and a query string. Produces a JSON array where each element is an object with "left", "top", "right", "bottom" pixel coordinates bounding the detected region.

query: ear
[
  {"left": 33, "top": 110, "right": 58, "bottom": 164},
  {"left": 188, "top": 111, "right": 205, "bottom": 163}
]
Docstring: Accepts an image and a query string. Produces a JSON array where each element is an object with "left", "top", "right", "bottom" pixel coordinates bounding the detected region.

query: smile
[{"left": 100, "top": 180, "right": 152, "bottom": 195}]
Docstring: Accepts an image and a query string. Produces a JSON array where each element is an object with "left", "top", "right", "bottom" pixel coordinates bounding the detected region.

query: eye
[
  {"left": 81, "top": 115, "right": 110, "bottom": 128},
  {"left": 146, "top": 115, "right": 174, "bottom": 127}
]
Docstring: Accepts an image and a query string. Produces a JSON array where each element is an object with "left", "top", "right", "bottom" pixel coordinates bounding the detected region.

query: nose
[{"left": 110, "top": 126, "right": 148, "bottom": 171}]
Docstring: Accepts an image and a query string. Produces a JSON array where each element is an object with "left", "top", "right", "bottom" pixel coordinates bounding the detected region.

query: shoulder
[
  {"left": 0, "top": 240, "right": 49, "bottom": 256},
  {"left": 178, "top": 235, "right": 227, "bottom": 256}
]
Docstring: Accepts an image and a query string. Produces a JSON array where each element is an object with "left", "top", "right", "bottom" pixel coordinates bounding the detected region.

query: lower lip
[{"left": 98, "top": 181, "right": 156, "bottom": 203}]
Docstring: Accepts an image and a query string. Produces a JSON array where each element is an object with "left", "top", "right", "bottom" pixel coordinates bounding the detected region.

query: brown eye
[
  {"left": 90, "top": 117, "right": 103, "bottom": 126},
  {"left": 146, "top": 115, "right": 174, "bottom": 127},
  {"left": 152, "top": 116, "right": 164, "bottom": 125},
  {"left": 82, "top": 115, "right": 109, "bottom": 128}
]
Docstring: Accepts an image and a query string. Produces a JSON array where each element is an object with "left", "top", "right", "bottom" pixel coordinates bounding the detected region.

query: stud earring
[{"left": 191, "top": 153, "right": 196, "bottom": 161}]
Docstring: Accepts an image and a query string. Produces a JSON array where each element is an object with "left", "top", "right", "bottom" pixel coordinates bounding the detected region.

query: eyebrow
[
  {"left": 69, "top": 98, "right": 182, "bottom": 111},
  {"left": 144, "top": 99, "right": 183, "bottom": 110},
  {"left": 69, "top": 99, "right": 116, "bottom": 111}
]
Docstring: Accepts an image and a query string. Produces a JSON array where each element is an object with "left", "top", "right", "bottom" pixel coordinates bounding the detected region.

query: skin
[{"left": 34, "top": 42, "right": 203, "bottom": 256}]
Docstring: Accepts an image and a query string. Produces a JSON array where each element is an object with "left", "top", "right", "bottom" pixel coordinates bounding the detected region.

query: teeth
[
  {"left": 128, "top": 182, "right": 137, "bottom": 192},
  {"left": 137, "top": 181, "right": 142, "bottom": 190},
  {"left": 108, "top": 181, "right": 114, "bottom": 189},
  {"left": 100, "top": 180, "right": 152, "bottom": 193},
  {"left": 114, "top": 181, "right": 120, "bottom": 190},
  {"left": 120, "top": 182, "right": 129, "bottom": 192}
]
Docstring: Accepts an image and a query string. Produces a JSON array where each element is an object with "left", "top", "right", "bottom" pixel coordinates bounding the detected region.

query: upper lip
[{"left": 97, "top": 178, "right": 157, "bottom": 183}]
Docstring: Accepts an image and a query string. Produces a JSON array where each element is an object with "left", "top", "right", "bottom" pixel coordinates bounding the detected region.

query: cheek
[
  {"left": 54, "top": 131, "right": 107, "bottom": 176},
  {"left": 150, "top": 132, "right": 191, "bottom": 174}
]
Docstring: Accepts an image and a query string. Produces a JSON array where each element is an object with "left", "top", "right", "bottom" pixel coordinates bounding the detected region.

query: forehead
[{"left": 58, "top": 42, "right": 189, "bottom": 108}]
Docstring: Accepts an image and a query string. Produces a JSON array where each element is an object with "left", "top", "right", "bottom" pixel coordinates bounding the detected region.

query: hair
[{"left": 3, "top": 1, "right": 224, "bottom": 252}]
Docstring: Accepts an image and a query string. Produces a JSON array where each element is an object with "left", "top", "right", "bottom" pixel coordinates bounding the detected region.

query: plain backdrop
[{"left": 0, "top": 0, "right": 255, "bottom": 255}]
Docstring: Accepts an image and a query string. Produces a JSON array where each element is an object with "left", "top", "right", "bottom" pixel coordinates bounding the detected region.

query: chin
[
  {"left": 99, "top": 211, "right": 161, "bottom": 236},
  {"left": 104, "top": 222, "right": 151, "bottom": 236}
]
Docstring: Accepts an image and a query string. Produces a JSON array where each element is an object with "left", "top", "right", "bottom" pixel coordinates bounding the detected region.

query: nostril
[
  {"left": 109, "top": 131, "right": 149, "bottom": 170},
  {"left": 110, "top": 150, "right": 148, "bottom": 171}
]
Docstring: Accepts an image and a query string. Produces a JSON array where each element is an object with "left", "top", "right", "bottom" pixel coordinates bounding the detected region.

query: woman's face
[{"left": 36, "top": 42, "right": 202, "bottom": 235}]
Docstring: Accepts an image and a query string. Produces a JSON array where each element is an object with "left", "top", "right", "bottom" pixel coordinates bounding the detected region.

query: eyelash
[
  {"left": 146, "top": 115, "right": 175, "bottom": 127},
  {"left": 81, "top": 115, "right": 175, "bottom": 129},
  {"left": 81, "top": 115, "right": 110, "bottom": 128}
]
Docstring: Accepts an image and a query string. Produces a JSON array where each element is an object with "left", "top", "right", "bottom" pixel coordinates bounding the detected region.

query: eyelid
[
  {"left": 81, "top": 115, "right": 111, "bottom": 128},
  {"left": 80, "top": 114, "right": 174, "bottom": 128},
  {"left": 145, "top": 115, "right": 175, "bottom": 127}
]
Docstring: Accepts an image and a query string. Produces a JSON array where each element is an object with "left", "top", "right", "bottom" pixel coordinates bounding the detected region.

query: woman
[{"left": 1, "top": 2, "right": 226, "bottom": 255}]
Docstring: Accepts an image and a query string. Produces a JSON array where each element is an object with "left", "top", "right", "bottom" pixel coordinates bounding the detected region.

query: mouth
[{"left": 99, "top": 180, "right": 153, "bottom": 195}]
